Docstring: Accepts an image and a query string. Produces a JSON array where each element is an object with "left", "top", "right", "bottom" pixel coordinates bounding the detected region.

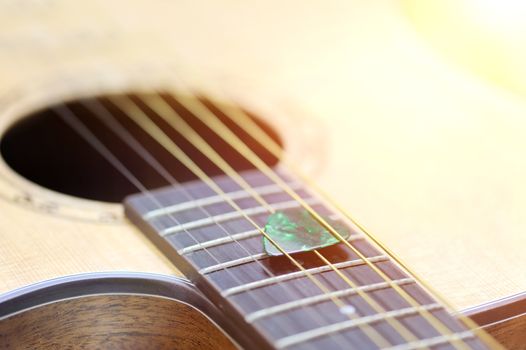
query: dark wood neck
[{"left": 124, "top": 168, "right": 496, "bottom": 349}]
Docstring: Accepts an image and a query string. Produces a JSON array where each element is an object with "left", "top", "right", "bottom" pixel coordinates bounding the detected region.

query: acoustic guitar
[{"left": 0, "top": 1, "right": 524, "bottom": 349}]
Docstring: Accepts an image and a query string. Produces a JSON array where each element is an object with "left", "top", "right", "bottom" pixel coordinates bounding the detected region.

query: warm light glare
[
  {"left": 403, "top": 0, "right": 526, "bottom": 96},
  {"left": 472, "top": 0, "right": 526, "bottom": 31}
]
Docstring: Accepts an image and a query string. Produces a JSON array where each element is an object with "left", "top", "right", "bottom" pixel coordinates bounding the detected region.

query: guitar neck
[{"left": 125, "top": 168, "right": 496, "bottom": 349}]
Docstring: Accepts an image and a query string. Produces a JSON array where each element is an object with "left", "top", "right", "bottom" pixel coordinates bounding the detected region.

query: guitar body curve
[{"left": 0, "top": 273, "right": 238, "bottom": 349}]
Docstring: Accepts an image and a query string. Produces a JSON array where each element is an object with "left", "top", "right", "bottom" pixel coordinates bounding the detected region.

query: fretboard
[{"left": 124, "top": 168, "right": 495, "bottom": 350}]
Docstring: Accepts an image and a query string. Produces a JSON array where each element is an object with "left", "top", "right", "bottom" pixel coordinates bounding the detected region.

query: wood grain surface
[
  {"left": 0, "top": 294, "right": 236, "bottom": 349},
  {"left": 484, "top": 314, "right": 526, "bottom": 350},
  {"left": 0, "top": 0, "right": 525, "bottom": 318}
]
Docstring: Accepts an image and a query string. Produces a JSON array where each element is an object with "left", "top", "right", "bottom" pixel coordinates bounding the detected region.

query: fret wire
[
  {"left": 78, "top": 98, "right": 352, "bottom": 348},
  {"left": 146, "top": 91, "right": 436, "bottom": 346},
  {"left": 163, "top": 89, "right": 467, "bottom": 348},
  {"left": 160, "top": 197, "right": 319, "bottom": 236},
  {"left": 274, "top": 303, "right": 443, "bottom": 349},
  {"left": 180, "top": 227, "right": 359, "bottom": 255},
  {"left": 195, "top": 85, "right": 505, "bottom": 348},
  {"left": 143, "top": 181, "right": 302, "bottom": 220},
  {"left": 383, "top": 332, "right": 476, "bottom": 350},
  {"left": 315, "top": 250, "right": 420, "bottom": 344},
  {"left": 178, "top": 228, "right": 260, "bottom": 254},
  {"left": 86, "top": 97, "right": 364, "bottom": 348},
  {"left": 245, "top": 278, "right": 415, "bottom": 323},
  {"left": 117, "top": 94, "right": 394, "bottom": 348},
  {"left": 198, "top": 253, "right": 268, "bottom": 274},
  {"left": 221, "top": 250, "right": 379, "bottom": 297}
]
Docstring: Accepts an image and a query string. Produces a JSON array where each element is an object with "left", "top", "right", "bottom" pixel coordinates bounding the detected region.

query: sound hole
[{"left": 0, "top": 93, "right": 283, "bottom": 203}]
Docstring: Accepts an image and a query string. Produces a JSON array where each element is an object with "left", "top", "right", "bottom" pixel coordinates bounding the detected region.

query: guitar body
[{"left": 1, "top": 0, "right": 525, "bottom": 348}]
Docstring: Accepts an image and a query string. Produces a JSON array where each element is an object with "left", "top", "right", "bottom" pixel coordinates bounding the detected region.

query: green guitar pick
[{"left": 263, "top": 209, "right": 350, "bottom": 256}]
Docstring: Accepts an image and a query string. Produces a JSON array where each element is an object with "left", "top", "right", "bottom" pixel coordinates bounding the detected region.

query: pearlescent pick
[{"left": 263, "top": 209, "right": 350, "bottom": 256}]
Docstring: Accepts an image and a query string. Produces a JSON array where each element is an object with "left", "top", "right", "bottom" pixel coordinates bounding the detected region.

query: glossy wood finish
[
  {"left": 0, "top": 273, "right": 236, "bottom": 350},
  {"left": 0, "top": 295, "right": 234, "bottom": 349},
  {"left": 467, "top": 292, "right": 526, "bottom": 350},
  {"left": 483, "top": 315, "right": 526, "bottom": 350}
]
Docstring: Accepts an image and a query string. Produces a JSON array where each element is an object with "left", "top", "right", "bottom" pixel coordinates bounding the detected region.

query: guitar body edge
[
  {"left": 467, "top": 292, "right": 526, "bottom": 350},
  {"left": 0, "top": 273, "right": 239, "bottom": 349}
]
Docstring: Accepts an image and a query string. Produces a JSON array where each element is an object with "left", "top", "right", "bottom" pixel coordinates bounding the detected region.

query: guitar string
[
  {"left": 77, "top": 97, "right": 354, "bottom": 349},
  {"left": 131, "top": 89, "right": 470, "bottom": 349},
  {"left": 182, "top": 85, "right": 502, "bottom": 349},
  {"left": 116, "top": 93, "right": 417, "bottom": 347},
  {"left": 108, "top": 94, "right": 395, "bottom": 348},
  {"left": 115, "top": 93, "right": 423, "bottom": 346},
  {"left": 58, "top": 97, "right": 396, "bottom": 348},
  {"left": 168, "top": 88, "right": 476, "bottom": 346},
  {"left": 53, "top": 103, "right": 341, "bottom": 350}
]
